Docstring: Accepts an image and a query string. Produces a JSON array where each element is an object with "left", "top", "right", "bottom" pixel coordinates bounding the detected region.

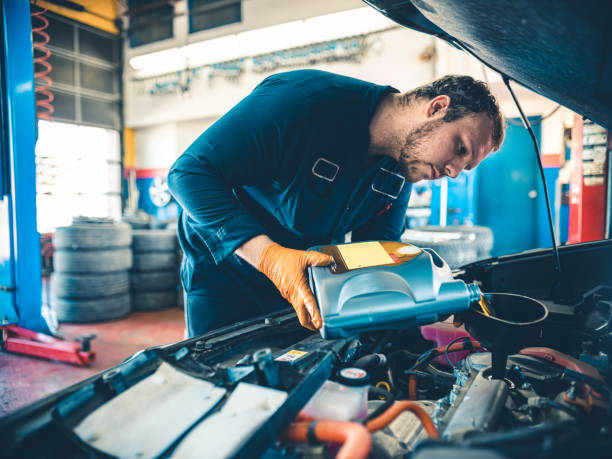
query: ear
[{"left": 426, "top": 95, "right": 450, "bottom": 118}]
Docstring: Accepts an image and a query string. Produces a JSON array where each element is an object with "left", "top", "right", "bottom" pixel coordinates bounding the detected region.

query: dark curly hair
[{"left": 401, "top": 75, "right": 505, "bottom": 150}]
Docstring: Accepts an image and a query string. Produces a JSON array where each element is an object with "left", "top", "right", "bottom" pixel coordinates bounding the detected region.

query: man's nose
[
  {"left": 445, "top": 157, "right": 467, "bottom": 178},
  {"left": 444, "top": 164, "right": 461, "bottom": 178}
]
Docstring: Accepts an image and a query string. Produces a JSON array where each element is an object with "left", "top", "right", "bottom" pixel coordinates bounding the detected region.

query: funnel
[{"left": 464, "top": 293, "right": 548, "bottom": 379}]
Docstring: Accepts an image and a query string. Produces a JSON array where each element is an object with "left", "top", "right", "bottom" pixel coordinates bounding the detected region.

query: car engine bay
[{"left": 2, "top": 241, "right": 612, "bottom": 458}]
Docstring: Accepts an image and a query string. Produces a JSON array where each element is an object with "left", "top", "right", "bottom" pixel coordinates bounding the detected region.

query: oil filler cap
[{"left": 338, "top": 367, "right": 370, "bottom": 386}]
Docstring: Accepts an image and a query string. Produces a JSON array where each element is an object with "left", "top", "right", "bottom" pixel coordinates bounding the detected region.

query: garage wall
[
  {"left": 126, "top": 12, "right": 437, "bottom": 170},
  {"left": 134, "top": 124, "right": 179, "bottom": 169},
  {"left": 126, "top": 28, "right": 435, "bottom": 129},
  {"left": 176, "top": 117, "right": 217, "bottom": 153}
]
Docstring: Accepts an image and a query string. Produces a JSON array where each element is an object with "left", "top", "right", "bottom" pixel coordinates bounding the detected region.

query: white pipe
[{"left": 439, "top": 178, "right": 448, "bottom": 227}]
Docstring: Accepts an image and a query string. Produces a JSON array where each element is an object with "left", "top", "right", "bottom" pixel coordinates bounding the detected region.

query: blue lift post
[{"left": 0, "top": 0, "right": 49, "bottom": 333}]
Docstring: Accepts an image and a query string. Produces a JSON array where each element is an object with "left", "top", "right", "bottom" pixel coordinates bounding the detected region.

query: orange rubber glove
[{"left": 258, "top": 243, "right": 334, "bottom": 331}]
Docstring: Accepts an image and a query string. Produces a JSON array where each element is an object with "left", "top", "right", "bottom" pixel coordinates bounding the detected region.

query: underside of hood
[{"left": 364, "top": 0, "right": 612, "bottom": 128}]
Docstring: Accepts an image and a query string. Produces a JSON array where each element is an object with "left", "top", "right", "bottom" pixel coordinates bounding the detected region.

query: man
[{"left": 168, "top": 69, "right": 504, "bottom": 337}]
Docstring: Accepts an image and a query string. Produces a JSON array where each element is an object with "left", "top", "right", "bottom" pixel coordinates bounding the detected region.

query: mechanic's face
[{"left": 398, "top": 111, "right": 495, "bottom": 183}]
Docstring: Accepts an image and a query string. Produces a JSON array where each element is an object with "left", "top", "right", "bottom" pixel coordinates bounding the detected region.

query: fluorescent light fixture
[{"left": 129, "top": 7, "right": 395, "bottom": 77}]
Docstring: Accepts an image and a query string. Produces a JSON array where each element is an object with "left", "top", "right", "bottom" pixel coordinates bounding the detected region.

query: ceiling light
[{"left": 129, "top": 7, "right": 395, "bottom": 77}]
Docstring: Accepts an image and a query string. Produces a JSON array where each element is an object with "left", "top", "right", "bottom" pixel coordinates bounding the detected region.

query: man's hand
[{"left": 258, "top": 243, "right": 334, "bottom": 331}]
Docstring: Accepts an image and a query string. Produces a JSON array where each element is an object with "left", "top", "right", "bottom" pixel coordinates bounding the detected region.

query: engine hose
[
  {"left": 409, "top": 374, "right": 417, "bottom": 400},
  {"left": 31, "top": 6, "right": 54, "bottom": 121},
  {"left": 409, "top": 341, "right": 482, "bottom": 372},
  {"left": 294, "top": 395, "right": 437, "bottom": 439},
  {"left": 365, "top": 400, "right": 440, "bottom": 438},
  {"left": 365, "top": 386, "right": 395, "bottom": 421},
  {"left": 281, "top": 420, "right": 372, "bottom": 459},
  {"left": 424, "top": 363, "right": 454, "bottom": 379}
]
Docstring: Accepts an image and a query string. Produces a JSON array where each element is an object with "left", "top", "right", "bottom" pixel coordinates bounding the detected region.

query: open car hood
[{"left": 364, "top": 0, "right": 612, "bottom": 128}]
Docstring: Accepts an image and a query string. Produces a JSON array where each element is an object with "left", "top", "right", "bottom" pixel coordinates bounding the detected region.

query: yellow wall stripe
[
  {"left": 33, "top": 0, "right": 119, "bottom": 35},
  {"left": 123, "top": 127, "right": 135, "bottom": 169}
]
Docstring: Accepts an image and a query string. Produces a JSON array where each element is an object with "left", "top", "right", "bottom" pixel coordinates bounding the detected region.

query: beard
[{"left": 398, "top": 118, "right": 443, "bottom": 182}]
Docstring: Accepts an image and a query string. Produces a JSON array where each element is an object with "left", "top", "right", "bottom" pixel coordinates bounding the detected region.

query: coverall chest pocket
[
  {"left": 371, "top": 167, "right": 405, "bottom": 200},
  {"left": 359, "top": 167, "right": 406, "bottom": 222},
  {"left": 308, "top": 157, "right": 339, "bottom": 198}
]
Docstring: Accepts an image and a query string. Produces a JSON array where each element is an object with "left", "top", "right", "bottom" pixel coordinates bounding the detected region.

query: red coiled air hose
[{"left": 31, "top": 6, "right": 54, "bottom": 121}]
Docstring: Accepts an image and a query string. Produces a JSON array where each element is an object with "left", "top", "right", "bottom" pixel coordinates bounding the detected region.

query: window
[
  {"left": 79, "top": 28, "right": 118, "bottom": 63},
  {"left": 35, "top": 121, "right": 122, "bottom": 232},
  {"left": 189, "top": 0, "right": 241, "bottom": 33},
  {"left": 31, "top": 13, "right": 123, "bottom": 230},
  {"left": 35, "top": 13, "right": 121, "bottom": 130},
  {"left": 128, "top": 0, "right": 174, "bottom": 47}
]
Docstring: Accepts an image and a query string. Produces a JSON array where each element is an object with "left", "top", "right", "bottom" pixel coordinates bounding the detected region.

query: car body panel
[{"left": 364, "top": 0, "right": 612, "bottom": 128}]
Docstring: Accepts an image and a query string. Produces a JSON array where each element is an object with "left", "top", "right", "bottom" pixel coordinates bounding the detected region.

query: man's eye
[{"left": 458, "top": 144, "right": 467, "bottom": 157}]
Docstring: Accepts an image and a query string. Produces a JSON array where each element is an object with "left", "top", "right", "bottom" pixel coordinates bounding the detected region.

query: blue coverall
[{"left": 168, "top": 70, "right": 412, "bottom": 336}]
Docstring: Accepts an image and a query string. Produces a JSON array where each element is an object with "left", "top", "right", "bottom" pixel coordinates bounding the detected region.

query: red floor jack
[{"left": 1, "top": 325, "right": 95, "bottom": 366}]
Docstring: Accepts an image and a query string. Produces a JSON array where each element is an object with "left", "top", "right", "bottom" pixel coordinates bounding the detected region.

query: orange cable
[
  {"left": 408, "top": 374, "right": 418, "bottom": 400},
  {"left": 438, "top": 341, "right": 482, "bottom": 354},
  {"left": 282, "top": 420, "right": 372, "bottom": 459},
  {"left": 365, "top": 401, "right": 440, "bottom": 438}
]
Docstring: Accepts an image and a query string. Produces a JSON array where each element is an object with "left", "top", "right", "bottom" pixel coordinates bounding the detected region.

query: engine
[
  {"left": 3, "top": 283, "right": 611, "bottom": 459},
  {"left": 283, "top": 285, "right": 612, "bottom": 458}
]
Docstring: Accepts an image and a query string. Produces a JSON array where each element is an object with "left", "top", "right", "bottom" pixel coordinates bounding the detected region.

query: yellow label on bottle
[{"left": 337, "top": 241, "right": 394, "bottom": 270}]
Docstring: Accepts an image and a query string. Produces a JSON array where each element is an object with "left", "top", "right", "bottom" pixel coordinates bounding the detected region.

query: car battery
[{"left": 308, "top": 241, "right": 482, "bottom": 339}]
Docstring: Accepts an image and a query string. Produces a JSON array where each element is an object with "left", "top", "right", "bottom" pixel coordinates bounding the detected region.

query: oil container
[{"left": 308, "top": 241, "right": 482, "bottom": 339}]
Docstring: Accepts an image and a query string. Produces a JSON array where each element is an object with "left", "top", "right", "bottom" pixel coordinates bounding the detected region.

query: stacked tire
[
  {"left": 131, "top": 230, "right": 177, "bottom": 311},
  {"left": 51, "top": 220, "right": 132, "bottom": 323}
]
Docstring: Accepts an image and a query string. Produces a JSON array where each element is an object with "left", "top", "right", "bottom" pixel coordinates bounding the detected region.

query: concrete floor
[{"left": 0, "top": 308, "right": 185, "bottom": 418}]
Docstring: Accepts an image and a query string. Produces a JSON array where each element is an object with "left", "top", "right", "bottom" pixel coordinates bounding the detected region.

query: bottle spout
[{"left": 466, "top": 283, "right": 482, "bottom": 303}]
